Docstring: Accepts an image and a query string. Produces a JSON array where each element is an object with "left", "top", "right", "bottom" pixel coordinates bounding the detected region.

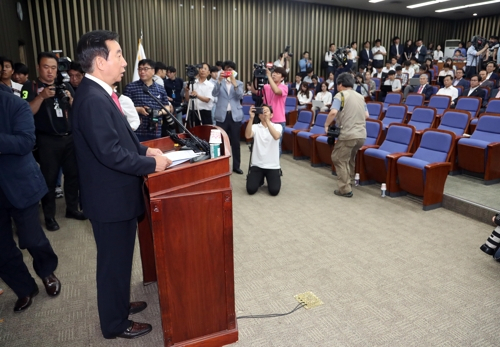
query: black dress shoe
[
  {"left": 65, "top": 209, "right": 87, "bottom": 220},
  {"left": 14, "top": 286, "right": 39, "bottom": 313},
  {"left": 480, "top": 244, "right": 496, "bottom": 255},
  {"left": 233, "top": 168, "right": 244, "bottom": 174},
  {"left": 45, "top": 218, "right": 60, "bottom": 231},
  {"left": 113, "top": 321, "right": 152, "bottom": 339},
  {"left": 129, "top": 301, "right": 147, "bottom": 315},
  {"left": 42, "top": 273, "right": 61, "bottom": 297}
]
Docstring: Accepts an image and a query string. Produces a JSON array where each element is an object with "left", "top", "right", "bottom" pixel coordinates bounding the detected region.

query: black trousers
[
  {"left": 216, "top": 112, "right": 241, "bottom": 170},
  {"left": 200, "top": 109, "right": 213, "bottom": 126},
  {"left": 91, "top": 217, "right": 137, "bottom": 338},
  {"left": 465, "top": 65, "right": 477, "bottom": 79},
  {"left": 36, "top": 133, "right": 80, "bottom": 219},
  {"left": 0, "top": 188, "right": 58, "bottom": 298},
  {"left": 246, "top": 166, "right": 281, "bottom": 196}
]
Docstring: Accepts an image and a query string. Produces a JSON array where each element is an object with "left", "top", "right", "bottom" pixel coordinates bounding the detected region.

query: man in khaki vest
[{"left": 324, "top": 72, "right": 368, "bottom": 197}]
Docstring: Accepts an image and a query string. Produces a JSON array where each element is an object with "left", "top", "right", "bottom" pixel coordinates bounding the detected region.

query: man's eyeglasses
[{"left": 138, "top": 67, "right": 153, "bottom": 72}]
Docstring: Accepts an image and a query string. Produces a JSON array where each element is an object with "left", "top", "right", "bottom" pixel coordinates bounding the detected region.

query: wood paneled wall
[
  {"left": 454, "top": 15, "right": 500, "bottom": 44},
  {"left": 26, "top": 0, "right": 497, "bottom": 85}
]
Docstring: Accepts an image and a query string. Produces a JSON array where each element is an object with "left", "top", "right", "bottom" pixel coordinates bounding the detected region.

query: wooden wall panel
[
  {"left": 454, "top": 15, "right": 500, "bottom": 44},
  {"left": 27, "top": 0, "right": 462, "bottom": 86}
]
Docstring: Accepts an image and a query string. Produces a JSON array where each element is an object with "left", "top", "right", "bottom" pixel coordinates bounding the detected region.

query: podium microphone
[{"left": 141, "top": 86, "right": 210, "bottom": 154}]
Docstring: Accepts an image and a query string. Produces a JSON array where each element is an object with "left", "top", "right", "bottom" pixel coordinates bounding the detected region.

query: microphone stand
[{"left": 142, "top": 86, "right": 210, "bottom": 157}]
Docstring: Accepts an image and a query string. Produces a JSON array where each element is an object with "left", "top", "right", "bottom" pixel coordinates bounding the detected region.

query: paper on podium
[{"left": 162, "top": 150, "right": 203, "bottom": 168}]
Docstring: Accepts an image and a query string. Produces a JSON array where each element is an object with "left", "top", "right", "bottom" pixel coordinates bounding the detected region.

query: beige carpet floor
[{"left": 1, "top": 146, "right": 499, "bottom": 347}]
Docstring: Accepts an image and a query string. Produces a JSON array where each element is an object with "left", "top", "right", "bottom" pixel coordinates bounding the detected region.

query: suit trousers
[
  {"left": 331, "top": 138, "right": 365, "bottom": 194},
  {"left": 216, "top": 112, "right": 241, "bottom": 170},
  {"left": 91, "top": 217, "right": 137, "bottom": 338},
  {"left": 37, "top": 133, "right": 80, "bottom": 219},
  {"left": 0, "top": 188, "right": 58, "bottom": 298}
]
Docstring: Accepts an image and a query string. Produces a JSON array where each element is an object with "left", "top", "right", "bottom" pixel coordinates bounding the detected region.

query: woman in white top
[
  {"left": 312, "top": 82, "right": 333, "bottom": 114},
  {"left": 325, "top": 72, "right": 335, "bottom": 90},
  {"left": 245, "top": 82, "right": 253, "bottom": 95},
  {"left": 433, "top": 45, "right": 444, "bottom": 61},
  {"left": 445, "top": 58, "right": 457, "bottom": 73},
  {"left": 297, "top": 82, "right": 313, "bottom": 109}
]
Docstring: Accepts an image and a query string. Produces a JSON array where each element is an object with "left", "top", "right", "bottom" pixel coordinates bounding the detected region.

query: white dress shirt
[
  {"left": 436, "top": 86, "right": 458, "bottom": 102},
  {"left": 372, "top": 46, "right": 386, "bottom": 60},
  {"left": 193, "top": 78, "right": 215, "bottom": 110}
]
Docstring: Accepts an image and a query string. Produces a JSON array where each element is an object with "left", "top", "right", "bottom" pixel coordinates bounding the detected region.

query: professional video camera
[
  {"left": 471, "top": 35, "right": 487, "bottom": 50},
  {"left": 331, "top": 45, "right": 350, "bottom": 68},
  {"left": 146, "top": 106, "right": 175, "bottom": 131},
  {"left": 326, "top": 124, "right": 341, "bottom": 145},
  {"left": 283, "top": 45, "right": 293, "bottom": 58},
  {"left": 185, "top": 64, "right": 201, "bottom": 83},
  {"left": 253, "top": 60, "right": 272, "bottom": 90},
  {"left": 53, "top": 56, "right": 72, "bottom": 107}
]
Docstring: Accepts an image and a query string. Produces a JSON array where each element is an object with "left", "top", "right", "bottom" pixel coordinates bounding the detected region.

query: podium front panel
[{"left": 150, "top": 188, "right": 237, "bottom": 346}]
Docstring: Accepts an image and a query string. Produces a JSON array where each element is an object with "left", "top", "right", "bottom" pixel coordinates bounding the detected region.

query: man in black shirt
[
  {"left": 164, "top": 66, "right": 184, "bottom": 132},
  {"left": 22, "top": 52, "right": 86, "bottom": 231}
]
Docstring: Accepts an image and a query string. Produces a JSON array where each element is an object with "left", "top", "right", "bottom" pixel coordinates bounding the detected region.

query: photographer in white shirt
[{"left": 245, "top": 105, "right": 282, "bottom": 196}]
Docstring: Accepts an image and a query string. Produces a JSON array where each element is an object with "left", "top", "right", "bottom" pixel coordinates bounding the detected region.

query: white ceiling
[{"left": 290, "top": 0, "right": 500, "bottom": 20}]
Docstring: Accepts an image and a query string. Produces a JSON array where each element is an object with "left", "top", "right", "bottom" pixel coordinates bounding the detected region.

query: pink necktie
[
  {"left": 111, "top": 92, "right": 123, "bottom": 114},
  {"left": 417, "top": 85, "right": 424, "bottom": 93}
]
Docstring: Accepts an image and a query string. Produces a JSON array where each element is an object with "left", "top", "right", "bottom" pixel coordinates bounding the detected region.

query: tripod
[{"left": 185, "top": 80, "right": 202, "bottom": 128}]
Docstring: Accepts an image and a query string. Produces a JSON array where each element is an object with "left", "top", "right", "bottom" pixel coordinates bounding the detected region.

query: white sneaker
[{"left": 55, "top": 186, "right": 64, "bottom": 199}]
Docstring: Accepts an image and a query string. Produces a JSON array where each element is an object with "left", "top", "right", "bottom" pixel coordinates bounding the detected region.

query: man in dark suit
[
  {"left": 359, "top": 41, "right": 374, "bottom": 69},
  {"left": 0, "top": 58, "right": 61, "bottom": 313},
  {"left": 464, "top": 74, "right": 486, "bottom": 99},
  {"left": 402, "top": 74, "right": 433, "bottom": 101},
  {"left": 390, "top": 36, "right": 403, "bottom": 64},
  {"left": 72, "top": 30, "right": 172, "bottom": 340},
  {"left": 414, "top": 39, "right": 427, "bottom": 64},
  {"left": 453, "top": 68, "right": 470, "bottom": 89}
]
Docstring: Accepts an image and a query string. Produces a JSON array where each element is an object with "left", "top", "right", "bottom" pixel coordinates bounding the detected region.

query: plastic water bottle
[
  {"left": 381, "top": 183, "right": 387, "bottom": 198},
  {"left": 354, "top": 173, "right": 360, "bottom": 186}
]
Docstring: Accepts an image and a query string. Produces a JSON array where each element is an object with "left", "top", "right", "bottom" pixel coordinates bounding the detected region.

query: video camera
[
  {"left": 253, "top": 60, "right": 272, "bottom": 90},
  {"left": 185, "top": 64, "right": 202, "bottom": 83},
  {"left": 331, "top": 45, "right": 350, "bottom": 68},
  {"left": 53, "top": 55, "right": 72, "bottom": 107},
  {"left": 471, "top": 35, "right": 487, "bottom": 51},
  {"left": 283, "top": 45, "right": 293, "bottom": 58},
  {"left": 146, "top": 106, "right": 175, "bottom": 131}
]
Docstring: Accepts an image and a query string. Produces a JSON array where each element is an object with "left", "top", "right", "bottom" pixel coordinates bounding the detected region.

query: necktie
[
  {"left": 417, "top": 85, "right": 424, "bottom": 93},
  {"left": 111, "top": 92, "right": 123, "bottom": 114}
]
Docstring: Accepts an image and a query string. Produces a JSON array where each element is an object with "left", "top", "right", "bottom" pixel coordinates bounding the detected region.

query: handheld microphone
[{"left": 141, "top": 86, "right": 210, "bottom": 154}]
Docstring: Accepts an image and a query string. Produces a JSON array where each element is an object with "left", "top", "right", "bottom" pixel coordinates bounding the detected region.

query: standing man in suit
[
  {"left": 213, "top": 60, "right": 244, "bottom": 174},
  {"left": 402, "top": 74, "right": 433, "bottom": 102},
  {"left": 390, "top": 36, "right": 403, "bottom": 64},
  {"left": 72, "top": 30, "right": 172, "bottom": 340},
  {"left": 0, "top": 58, "right": 61, "bottom": 313},
  {"left": 359, "top": 41, "right": 374, "bottom": 69},
  {"left": 414, "top": 39, "right": 427, "bottom": 65}
]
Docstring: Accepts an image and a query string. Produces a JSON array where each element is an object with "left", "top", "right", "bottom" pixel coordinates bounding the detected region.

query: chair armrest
[
  {"left": 425, "top": 162, "right": 452, "bottom": 171},
  {"left": 386, "top": 152, "right": 413, "bottom": 160},
  {"left": 291, "top": 129, "right": 308, "bottom": 135},
  {"left": 310, "top": 133, "right": 325, "bottom": 140}
]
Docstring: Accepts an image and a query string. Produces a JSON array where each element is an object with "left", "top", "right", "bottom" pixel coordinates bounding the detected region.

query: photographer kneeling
[{"left": 245, "top": 105, "right": 282, "bottom": 196}]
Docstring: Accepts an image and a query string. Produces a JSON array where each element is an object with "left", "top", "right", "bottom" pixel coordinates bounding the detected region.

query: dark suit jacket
[
  {"left": 0, "top": 91, "right": 48, "bottom": 209},
  {"left": 454, "top": 78, "right": 470, "bottom": 89},
  {"left": 359, "top": 49, "right": 374, "bottom": 68},
  {"left": 72, "top": 77, "right": 156, "bottom": 222},
  {"left": 414, "top": 45, "right": 427, "bottom": 64},
  {"left": 414, "top": 84, "right": 434, "bottom": 100},
  {"left": 463, "top": 87, "right": 486, "bottom": 100},
  {"left": 390, "top": 44, "right": 403, "bottom": 63}
]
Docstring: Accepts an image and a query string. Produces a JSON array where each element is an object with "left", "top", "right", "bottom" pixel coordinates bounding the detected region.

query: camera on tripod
[
  {"left": 185, "top": 64, "right": 201, "bottom": 83},
  {"left": 146, "top": 107, "right": 161, "bottom": 131},
  {"left": 471, "top": 35, "right": 487, "bottom": 50}
]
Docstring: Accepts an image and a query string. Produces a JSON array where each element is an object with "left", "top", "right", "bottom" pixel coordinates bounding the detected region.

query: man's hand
[
  {"left": 167, "top": 96, "right": 173, "bottom": 102},
  {"left": 146, "top": 147, "right": 163, "bottom": 157},
  {"left": 136, "top": 106, "right": 149, "bottom": 116},
  {"left": 265, "top": 68, "right": 272, "bottom": 79},
  {"left": 249, "top": 106, "right": 256, "bottom": 119},
  {"left": 190, "top": 90, "right": 198, "bottom": 98},
  {"left": 153, "top": 156, "right": 172, "bottom": 172},
  {"left": 66, "top": 90, "right": 74, "bottom": 106},
  {"left": 39, "top": 86, "right": 56, "bottom": 100}
]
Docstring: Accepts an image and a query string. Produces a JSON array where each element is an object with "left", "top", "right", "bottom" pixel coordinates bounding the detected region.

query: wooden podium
[{"left": 138, "top": 125, "right": 238, "bottom": 347}]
